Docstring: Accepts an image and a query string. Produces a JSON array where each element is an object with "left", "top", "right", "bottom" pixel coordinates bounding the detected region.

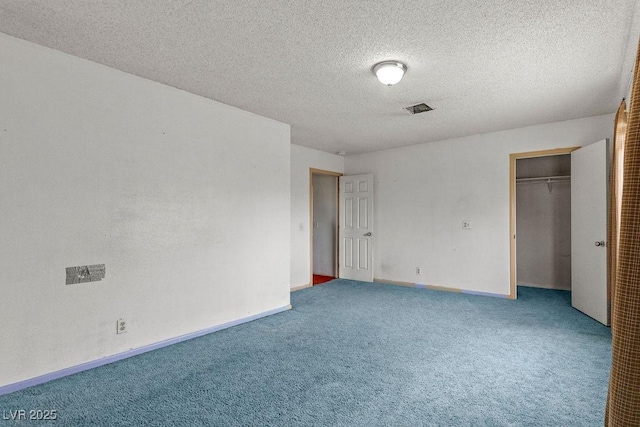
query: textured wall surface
[
  {"left": 0, "top": 34, "right": 291, "bottom": 387},
  {"left": 346, "top": 115, "right": 613, "bottom": 295}
]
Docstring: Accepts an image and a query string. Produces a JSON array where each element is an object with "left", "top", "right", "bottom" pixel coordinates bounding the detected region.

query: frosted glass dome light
[{"left": 373, "top": 61, "right": 407, "bottom": 86}]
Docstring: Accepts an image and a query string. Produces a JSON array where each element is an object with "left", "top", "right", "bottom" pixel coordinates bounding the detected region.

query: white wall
[
  {"left": 290, "top": 145, "right": 343, "bottom": 288},
  {"left": 312, "top": 174, "right": 337, "bottom": 276},
  {"left": 0, "top": 34, "right": 291, "bottom": 387},
  {"left": 345, "top": 115, "right": 614, "bottom": 296}
]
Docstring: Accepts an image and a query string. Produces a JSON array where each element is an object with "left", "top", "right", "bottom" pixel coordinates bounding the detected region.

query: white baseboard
[
  {"left": 374, "top": 278, "right": 508, "bottom": 299},
  {"left": 290, "top": 283, "right": 312, "bottom": 292},
  {"left": 518, "top": 282, "right": 571, "bottom": 291}
]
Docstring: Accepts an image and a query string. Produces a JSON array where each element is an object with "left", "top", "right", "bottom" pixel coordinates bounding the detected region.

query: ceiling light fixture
[{"left": 373, "top": 61, "right": 407, "bottom": 86}]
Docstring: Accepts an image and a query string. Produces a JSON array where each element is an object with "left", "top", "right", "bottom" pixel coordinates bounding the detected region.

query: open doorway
[
  {"left": 516, "top": 154, "right": 571, "bottom": 290},
  {"left": 509, "top": 148, "right": 578, "bottom": 299},
  {"left": 310, "top": 169, "right": 341, "bottom": 286}
]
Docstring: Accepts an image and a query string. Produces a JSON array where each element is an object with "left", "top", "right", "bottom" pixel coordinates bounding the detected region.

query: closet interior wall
[{"left": 516, "top": 155, "right": 572, "bottom": 290}]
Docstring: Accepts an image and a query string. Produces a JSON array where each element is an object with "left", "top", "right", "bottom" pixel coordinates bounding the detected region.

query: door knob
[
  {"left": 595, "top": 241, "right": 605, "bottom": 247},
  {"left": 364, "top": 232, "right": 372, "bottom": 237}
]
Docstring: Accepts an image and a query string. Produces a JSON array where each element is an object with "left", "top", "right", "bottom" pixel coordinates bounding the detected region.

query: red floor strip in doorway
[{"left": 313, "top": 275, "right": 335, "bottom": 285}]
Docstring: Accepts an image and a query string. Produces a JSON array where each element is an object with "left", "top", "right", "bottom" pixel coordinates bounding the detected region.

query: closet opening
[{"left": 509, "top": 147, "right": 578, "bottom": 299}]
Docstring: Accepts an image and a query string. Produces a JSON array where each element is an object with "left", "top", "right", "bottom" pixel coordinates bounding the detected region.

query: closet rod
[{"left": 516, "top": 175, "right": 570, "bottom": 183}]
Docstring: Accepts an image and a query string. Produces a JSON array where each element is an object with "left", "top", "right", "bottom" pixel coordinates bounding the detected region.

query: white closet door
[{"left": 571, "top": 139, "right": 609, "bottom": 325}]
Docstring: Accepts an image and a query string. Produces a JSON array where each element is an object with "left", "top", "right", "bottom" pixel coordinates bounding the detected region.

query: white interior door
[
  {"left": 339, "top": 174, "right": 374, "bottom": 282},
  {"left": 571, "top": 139, "right": 609, "bottom": 325}
]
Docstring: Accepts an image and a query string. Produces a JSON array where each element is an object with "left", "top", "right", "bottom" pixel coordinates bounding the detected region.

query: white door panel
[
  {"left": 339, "top": 174, "right": 374, "bottom": 281},
  {"left": 571, "top": 139, "right": 609, "bottom": 325}
]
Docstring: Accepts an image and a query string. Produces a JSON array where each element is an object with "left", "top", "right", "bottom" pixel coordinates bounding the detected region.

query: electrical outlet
[
  {"left": 462, "top": 220, "right": 471, "bottom": 230},
  {"left": 416, "top": 267, "right": 421, "bottom": 275},
  {"left": 117, "top": 318, "right": 127, "bottom": 334}
]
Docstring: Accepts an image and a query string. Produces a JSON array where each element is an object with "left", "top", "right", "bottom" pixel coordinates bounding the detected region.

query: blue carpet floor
[{"left": 0, "top": 280, "right": 611, "bottom": 426}]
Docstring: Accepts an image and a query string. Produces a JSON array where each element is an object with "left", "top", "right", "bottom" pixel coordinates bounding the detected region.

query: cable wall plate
[{"left": 66, "top": 264, "right": 106, "bottom": 285}]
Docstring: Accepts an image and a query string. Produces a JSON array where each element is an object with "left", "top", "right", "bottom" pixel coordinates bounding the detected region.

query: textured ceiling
[{"left": 1, "top": 0, "right": 639, "bottom": 155}]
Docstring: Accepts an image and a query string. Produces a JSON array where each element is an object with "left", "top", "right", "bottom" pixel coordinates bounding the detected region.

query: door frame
[
  {"left": 509, "top": 147, "right": 579, "bottom": 299},
  {"left": 309, "top": 168, "right": 343, "bottom": 285}
]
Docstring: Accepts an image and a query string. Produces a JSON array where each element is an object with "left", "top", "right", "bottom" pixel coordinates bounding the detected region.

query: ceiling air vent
[{"left": 405, "top": 103, "right": 433, "bottom": 114}]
